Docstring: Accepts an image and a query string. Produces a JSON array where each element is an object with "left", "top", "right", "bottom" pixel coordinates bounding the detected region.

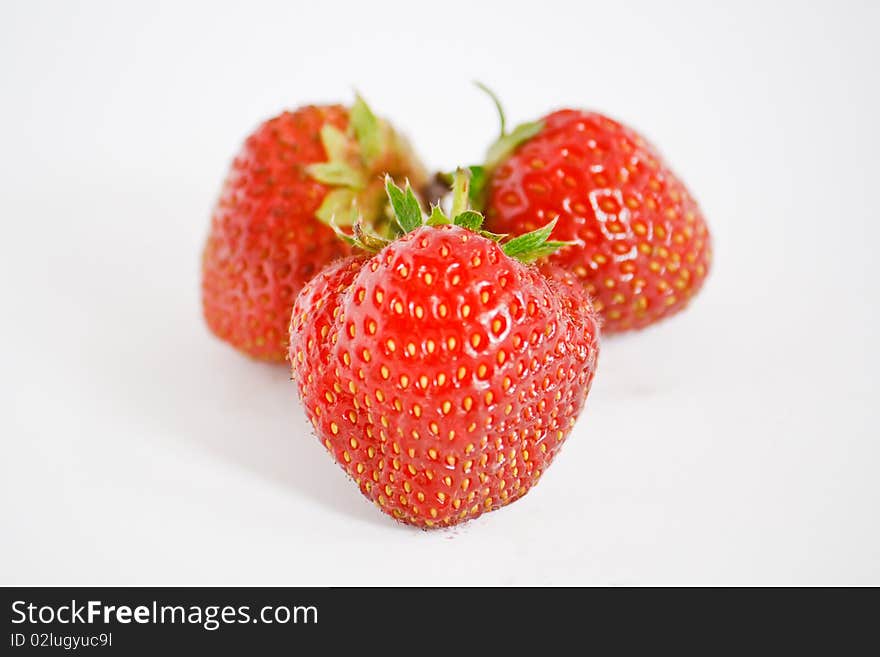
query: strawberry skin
[
  {"left": 202, "top": 103, "right": 425, "bottom": 361},
  {"left": 484, "top": 109, "right": 711, "bottom": 333},
  {"left": 289, "top": 224, "right": 600, "bottom": 528}
]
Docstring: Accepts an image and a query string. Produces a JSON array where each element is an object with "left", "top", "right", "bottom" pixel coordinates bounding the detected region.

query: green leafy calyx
[
  {"left": 500, "top": 218, "right": 574, "bottom": 263},
  {"left": 335, "top": 167, "right": 570, "bottom": 264},
  {"left": 307, "top": 93, "right": 393, "bottom": 226},
  {"left": 350, "top": 94, "right": 382, "bottom": 165},
  {"left": 459, "top": 84, "right": 545, "bottom": 211}
]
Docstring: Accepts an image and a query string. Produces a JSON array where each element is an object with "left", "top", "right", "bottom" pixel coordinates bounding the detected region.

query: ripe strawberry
[
  {"left": 473, "top": 90, "right": 711, "bottom": 333},
  {"left": 289, "top": 173, "right": 600, "bottom": 528},
  {"left": 202, "top": 96, "right": 426, "bottom": 361}
]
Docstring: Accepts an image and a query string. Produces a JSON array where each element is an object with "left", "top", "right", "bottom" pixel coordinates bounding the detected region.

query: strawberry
[
  {"left": 289, "top": 172, "right": 600, "bottom": 528},
  {"left": 202, "top": 96, "right": 426, "bottom": 361},
  {"left": 471, "top": 88, "right": 711, "bottom": 333}
]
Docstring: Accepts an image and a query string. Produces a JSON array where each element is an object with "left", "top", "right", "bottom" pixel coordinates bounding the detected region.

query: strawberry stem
[
  {"left": 475, "top": 82, "right": 507, "bottom": 137},
  {"left": 474, "top": 85, "right": 545, "bottom": 171},
  {"left": 450, "top": 168, "right": 471, "bottom": 218}
]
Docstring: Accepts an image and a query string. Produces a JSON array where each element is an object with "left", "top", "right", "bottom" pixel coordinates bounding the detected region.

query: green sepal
[
  {"left": 328, "top": 216, "right": 358, "bottom": 246},
  {"left": 501, "top": 218, "right": 574, "bottom": 263},
  {"left": 485, "top": 120, "right": 544, "bottom": 170},
  {"left": 427, "top": 204, "right": 452, "bottom": 226},
  {"left": 478, "top": 230, "right": 508, "bottom": 242},
  {"left": 385, "top": 176, "right": 424, "bottom": 233},
  {"left": 306, "top": 161, "right": 365, "bottom": 189},
  {"left": 319, "top": 124, "right": 350, "bottom": 162},
  {"left": 328, "top": 216, "right": 391, "bottom": 254},
  {"left": 350, "top": 93, "right": 383, "bottom": 165},
  {"left": 353, "top": 219, "right": 391, "bottom": 251},
  {"left": 315, "top": 188, "right": 358, "bottom": 226},
  {"left": 453, "top": 210, "right": 483, "bottom": 231},
  {"left": 519, "top": 240, "right": 574, "bottom": 261}
]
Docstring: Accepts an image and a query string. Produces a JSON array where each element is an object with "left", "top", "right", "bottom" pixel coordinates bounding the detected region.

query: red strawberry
[
  {"left": 202, "top": 96, "right": 426, "bottom": 361},
  {"left": 473, "top": 90, "right": 711, "bottom": 333},
  {"left": 289, "top": 173, "right": 600, "bottom": 528}
]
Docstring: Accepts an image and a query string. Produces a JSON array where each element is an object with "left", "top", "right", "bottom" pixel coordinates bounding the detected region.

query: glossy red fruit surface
[
  {"left": 484, "top": 109, "right": 711, "bottom": 333},
  {"left": 289, "top": 224, "right": 600, "bottom": 528},
  {"left": 202, "top": 103, "right": 424, "bottom": 361},
  {"left": 202, "top": 106, "right": 352, "bottom": 361}
]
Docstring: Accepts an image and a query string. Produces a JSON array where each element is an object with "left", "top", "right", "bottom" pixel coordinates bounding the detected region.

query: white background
[{"left": 2, "top": 0, "right": 878, "bottom": 585}]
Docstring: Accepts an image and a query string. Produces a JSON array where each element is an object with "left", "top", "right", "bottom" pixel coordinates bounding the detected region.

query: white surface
[{"left": 2, "top": 0, "right": 879, "bottom": 586}]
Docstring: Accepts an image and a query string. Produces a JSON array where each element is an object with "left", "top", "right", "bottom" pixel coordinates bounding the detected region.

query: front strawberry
[
  {"left": 290, "top": 172, "right": 600, "bottom": 528},
  {"left": 472, "top": 89, "right": 712, "bottom": 333},
  {"left": 202, "top": 96, "right": 427, "bottom": 361}
]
